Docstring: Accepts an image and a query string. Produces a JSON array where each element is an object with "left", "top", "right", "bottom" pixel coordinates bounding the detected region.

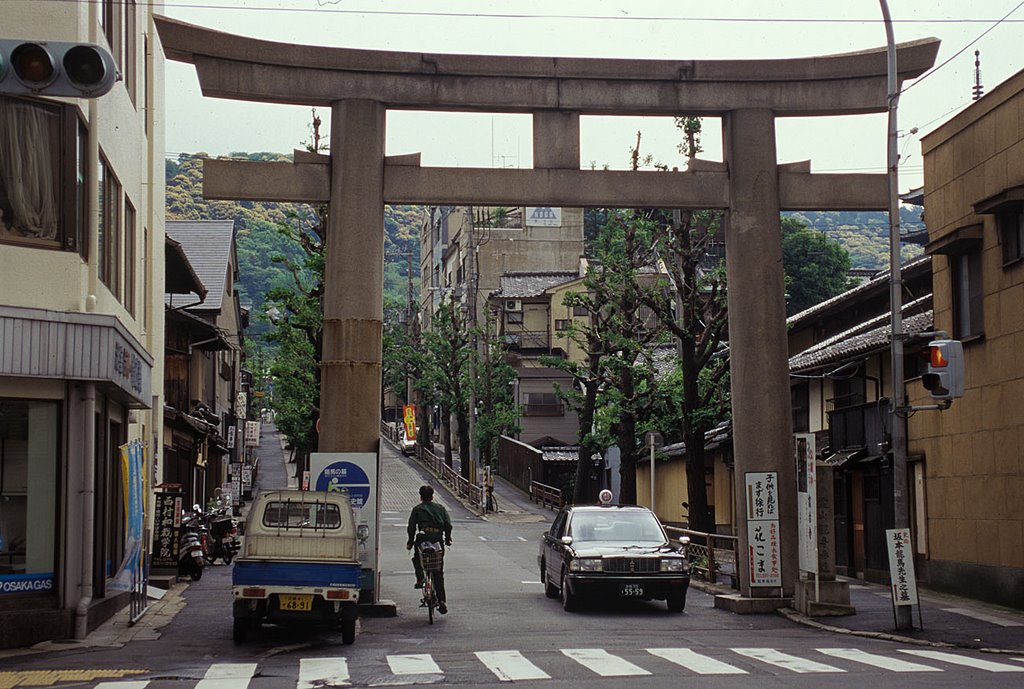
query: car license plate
[
  {"left": 278, "top": 594, "right": 313, "bottom": 611},
  {"left": 620, "top": 584, "right": 644, "bottom": 597}
]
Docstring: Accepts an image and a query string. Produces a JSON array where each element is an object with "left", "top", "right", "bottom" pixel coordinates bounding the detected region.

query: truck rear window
[{"left": 262, "top": 501, "right": 342, "bottom": 529}]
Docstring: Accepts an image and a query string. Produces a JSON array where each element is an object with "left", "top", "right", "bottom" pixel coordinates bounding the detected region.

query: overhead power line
[{"left": 35, "top": 0, "right": 1024, "bottom": 23}]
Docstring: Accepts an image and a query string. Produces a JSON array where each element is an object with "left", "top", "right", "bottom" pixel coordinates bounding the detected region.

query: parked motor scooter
[
  {"left": 205, "top": 506, "right": 240, "bottom": 565},
  {"left": 178, "top": 508, "right": 207, "bottom": 581}
]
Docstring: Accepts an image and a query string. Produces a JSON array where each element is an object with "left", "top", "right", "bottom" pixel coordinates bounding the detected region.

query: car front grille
[{"left": 603, "top": 556, "right": 659, "bottom": 573}]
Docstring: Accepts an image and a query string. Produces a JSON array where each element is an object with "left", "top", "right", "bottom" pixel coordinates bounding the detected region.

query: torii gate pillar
[{"left": 321, "top": 99, "right": 386, "bottom": 454}]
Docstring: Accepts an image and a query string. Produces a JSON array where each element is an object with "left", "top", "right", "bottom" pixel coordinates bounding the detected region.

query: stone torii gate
[{"left": 156, "top": 15, "right": 937, "bottom": 607}]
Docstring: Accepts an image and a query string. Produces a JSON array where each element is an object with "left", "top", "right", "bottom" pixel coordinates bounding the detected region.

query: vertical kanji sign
[
  {"left": 746, "top": 471, "right": 781, "bottom": 587},
  {"left": 402, "top": 404, "right": 417, "bottom": 441},
  {"left": 795, "top": 434, "right": 818, "bottom": 574},
  {"left": 886, "top": 528, "right": 918, "bottom": 607}
]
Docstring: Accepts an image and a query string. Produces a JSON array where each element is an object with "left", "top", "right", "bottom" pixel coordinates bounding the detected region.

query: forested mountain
[
  {"left": 165, "top": 152, "right": 923, "bottom": 333},
  {"left": 165, "top": 153, "right": 423, "bottom": 334},
  {"left": 784, "top": 208, "right": 925, "bottom": 269}
]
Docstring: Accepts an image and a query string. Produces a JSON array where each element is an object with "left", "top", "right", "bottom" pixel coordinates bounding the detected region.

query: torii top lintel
[{"left": 155, "top": 15, "right": 938, "bottom": 116}]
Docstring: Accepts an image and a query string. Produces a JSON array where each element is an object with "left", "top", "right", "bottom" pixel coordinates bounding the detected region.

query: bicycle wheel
[{"left": 423, "top": 574, "right": 434, "bottom": 624}]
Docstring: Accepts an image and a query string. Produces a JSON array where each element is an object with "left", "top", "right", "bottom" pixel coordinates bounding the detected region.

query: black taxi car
[{"left": 538, "top": 501, "right": 690, "bottom": 612}]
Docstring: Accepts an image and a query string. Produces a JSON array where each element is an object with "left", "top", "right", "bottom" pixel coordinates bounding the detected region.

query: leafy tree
[
  {"left": 420, "top": 297, "right": 472, "bottom": 474},
  {"left": 471, "top": 312, "right": 520, "bottom": 468},
  {"left": 781, "top": 216, "right": 854, "bottom": 315}
]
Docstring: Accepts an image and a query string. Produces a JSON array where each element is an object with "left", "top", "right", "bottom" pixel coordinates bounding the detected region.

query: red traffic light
[{"left": 10, "top": 43, "right": 57, "bottom": 88}]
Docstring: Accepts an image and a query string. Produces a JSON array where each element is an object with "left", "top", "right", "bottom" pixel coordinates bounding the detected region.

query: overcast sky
[{"left": 163, "top": 0, "right": 1024, "bottom": 192}]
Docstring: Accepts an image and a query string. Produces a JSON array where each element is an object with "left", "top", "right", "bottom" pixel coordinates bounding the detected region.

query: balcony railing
[{"left": 503, "top": 331, "right": 549, "bottom": 349}]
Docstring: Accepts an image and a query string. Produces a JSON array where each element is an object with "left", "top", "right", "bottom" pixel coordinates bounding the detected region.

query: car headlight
[
  {"left": 660, "top": 557, "right": 685, "bottom": 572},
  {"left": 569, "top": 557, "right": 603, "bottom": 572}
]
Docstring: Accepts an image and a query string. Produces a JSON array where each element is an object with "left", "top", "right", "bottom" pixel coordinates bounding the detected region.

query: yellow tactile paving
[{"left": 0, "top": 668, "right": 146, "bottom": 688}]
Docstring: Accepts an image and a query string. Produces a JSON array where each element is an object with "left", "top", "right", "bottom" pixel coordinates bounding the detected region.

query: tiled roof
[
  {"left": 491, "top": 272, "right": 579, "bottom": 299},
  {"left": 660, "top": 420, "right": 733, "bottom": 458},
  {"left": 786, "top": 254, "right": 931, "bottom": 329},
  {"left": 542, "top": 446, "right": 581, "bottom": 462},
  {"left": 789, "top": 295, "right": 933, "bottom": 372},
  {"left": 166, "top": 220, "right": 235, "bottom": 312}
]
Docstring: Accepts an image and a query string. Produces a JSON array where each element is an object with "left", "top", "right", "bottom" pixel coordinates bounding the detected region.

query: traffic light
[
  {"left": 0, "top": 40, "right": 117, "bottom": 98},
  {"left": 921, "top": 339, "right": 964, "bottom": 400}
]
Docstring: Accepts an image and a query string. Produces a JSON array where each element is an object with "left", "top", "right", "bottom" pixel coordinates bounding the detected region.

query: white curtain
[{"left": 0, "top": 99, "right": 59, "bottom": 241}]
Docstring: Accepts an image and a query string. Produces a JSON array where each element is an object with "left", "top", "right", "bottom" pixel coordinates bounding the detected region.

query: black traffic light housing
[
  {"left": 0, "top": 40, "right": 117, "bottom": 98},
  {"left": 921, "top": 339, "right": 964, "bottom": 400}
]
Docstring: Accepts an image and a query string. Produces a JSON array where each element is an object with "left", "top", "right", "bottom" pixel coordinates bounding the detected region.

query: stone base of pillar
[
  {"left": 714, "top": 593, "right": 792, "bottom": 614},
  {"left": 793, "top": 579, "right": 855, "bottom": 617}
]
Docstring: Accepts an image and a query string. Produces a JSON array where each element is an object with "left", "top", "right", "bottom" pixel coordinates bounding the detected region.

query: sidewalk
[{"left": 780, "top": 577, "right": 1024, "bottom": 653}]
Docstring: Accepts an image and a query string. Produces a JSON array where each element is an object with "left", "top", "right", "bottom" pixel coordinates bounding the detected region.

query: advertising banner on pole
[
  {"left": 794, "top": 434, "right": 818, "bottom": 574},
  {"left": 110, "top": 441, "right": 146, "bottom": 591},
  {"left": 310, "top": 452, "right": 379, "bottom": 600},
  {"left": 152, "top": 491, "right": 183, "bottom": 569},
  {"left": 244, "top": 420, "right": 261, "bottom": 447},
  {"left": 745, "top": 471, "right": 781, "bottom": 587},
  {"left": 402, "top": 404, "right": 417, "bottom": 441}
]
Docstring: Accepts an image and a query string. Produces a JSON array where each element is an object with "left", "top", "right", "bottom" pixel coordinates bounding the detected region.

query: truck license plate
[
  {"left": 620, "top": 584, "right": 644, "bottom": 597},
  {"left": 278, "top": 594, "right": 313, "bottom": 611}
]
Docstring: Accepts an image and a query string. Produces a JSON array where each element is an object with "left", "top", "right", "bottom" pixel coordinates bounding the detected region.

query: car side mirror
[
  {"left": 561, "top": 536, "right": 573, "bottom": 546},
  {"left": 357, "top": 524, "right": 370, "bottom": 542}
]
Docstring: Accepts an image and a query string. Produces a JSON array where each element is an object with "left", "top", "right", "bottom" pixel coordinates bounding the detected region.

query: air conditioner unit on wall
[{"left": 505, "top": 300, "right": 522, "bottom": 311}]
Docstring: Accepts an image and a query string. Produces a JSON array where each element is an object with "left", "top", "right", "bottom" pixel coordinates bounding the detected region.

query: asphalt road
[{"left": 1, "top": 440, "right": 1023, "bottom": 688}]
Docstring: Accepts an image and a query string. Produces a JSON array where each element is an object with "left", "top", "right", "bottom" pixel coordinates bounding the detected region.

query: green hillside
[
  {"left": 784, "top": 208, "right": 925, "bottom": 269},
  {"left": 165, "top": 153, "right": 423, "bottom": 333}
]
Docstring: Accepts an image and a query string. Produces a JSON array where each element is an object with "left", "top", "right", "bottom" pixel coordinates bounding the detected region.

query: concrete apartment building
[
  {"left": 910, "top": 66, "right": 1024, "bottom": 607},
  {"left": 0, "top": 1, "right": 166, "bottom": 645},
  {"left": 418, "top": 205, "right": 585, "bottom": 445}
]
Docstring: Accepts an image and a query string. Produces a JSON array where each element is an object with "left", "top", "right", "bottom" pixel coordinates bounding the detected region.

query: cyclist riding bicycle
[{"left": 406, "top": 485, "right": 453, "bottom": 614}]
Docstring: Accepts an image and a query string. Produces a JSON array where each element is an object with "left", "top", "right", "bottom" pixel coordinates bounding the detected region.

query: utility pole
[
  {"left": 880, "top": 0, "right": 913, "bottom": 632},
  {"left": 466, "top": 207, "right": 478, "bottom": 488}
]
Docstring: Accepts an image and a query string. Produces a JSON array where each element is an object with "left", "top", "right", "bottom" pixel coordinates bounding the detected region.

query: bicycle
[{"left": 417, "top": 541, "right": 445, "bottom": 624}]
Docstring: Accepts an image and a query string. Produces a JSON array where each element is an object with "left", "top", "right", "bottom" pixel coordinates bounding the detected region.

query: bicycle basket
[{"left": 419, "top": 543, "right": 444, "bottom": 571}]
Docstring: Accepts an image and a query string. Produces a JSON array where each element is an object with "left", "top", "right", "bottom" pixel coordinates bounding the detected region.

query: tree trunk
[
  {"left": 617, "top": 367, "right": 638, "bottom": 505},
  {"left": 572, "top": 375, "right": 600, "bottom": 505},
  {"left": 441, "top": 409, "right": 453, "bottom": 468},
  {"left": 456, "top": 411, "right": 471, "bottom": 480}
]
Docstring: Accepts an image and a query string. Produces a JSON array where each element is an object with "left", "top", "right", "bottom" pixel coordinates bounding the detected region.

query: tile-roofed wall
[
  {"left": 492, "top": 271, "right": 579, "bottom": 299},
  {"left": 166, "top": 220, "right": 236, "bottom": 313}
]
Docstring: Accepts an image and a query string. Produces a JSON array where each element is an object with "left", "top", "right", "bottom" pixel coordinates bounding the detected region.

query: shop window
[
  {"left": 952, "top": 248, "right": 984, "bottom": 339},
  {"left": 0, "top": 400, "right": 59, "bottom": 595},
  {"left": 0, "top": 96, "right": 86, "bottom": 253}
]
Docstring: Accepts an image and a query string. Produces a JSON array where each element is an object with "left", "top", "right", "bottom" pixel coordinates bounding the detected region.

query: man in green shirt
[{"left": 406, "top": 484, "right": 453, "bottom": 613}]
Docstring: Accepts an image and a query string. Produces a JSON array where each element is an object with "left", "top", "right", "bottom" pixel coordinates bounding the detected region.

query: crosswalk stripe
[
  {"left": 647, "top": 648, "right": 747, "bottom": 674},
  {"left": 299, "top": 657, "right": 350, "bottom": 687},
  {"left": 817, "top": 648, "right": 942, "bottom": 672},
  {"left": 387, "top": 654, "right": 442, "bottom": 675},
  {"left": 732, "top": 648, "right": 843, "bottom": 673},
  {"left": 93, "top": 683, "right": 149, "bottom": 688},
  {"left": 562, "top": 649, "right": 652, "bottom": 676},
  {"left": 900, "top": 650, "right": 1024, "bottom": 672},
  {"left": 476, "top": 650, "right": 551, "bottom": 681},
  {"left": 196, "top": 663, "right": 258, "bottom": 689}
]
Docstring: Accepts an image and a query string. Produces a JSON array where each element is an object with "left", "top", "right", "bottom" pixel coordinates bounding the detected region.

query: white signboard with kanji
[
  {"left": 746, "top": 471, "right": 781, "bottom": 587},
  {"left": 795, "top": 434, "right": 818, "bottom": 574},
  {"left": 886, "top": 528, "right": 919, "bottom": 607},
  {"left": 244, "top": 420, "right": 261, "bottom": 447}
]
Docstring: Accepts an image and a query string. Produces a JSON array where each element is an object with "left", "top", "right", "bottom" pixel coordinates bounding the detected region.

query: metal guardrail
[
  {"left": 530, "top": 481, "right": 563, "bottom": 510},
  {"left": 664, "top": 526, "right": 739, "bottom": 589}
]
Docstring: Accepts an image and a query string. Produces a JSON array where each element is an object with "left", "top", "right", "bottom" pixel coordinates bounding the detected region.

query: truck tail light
[
  {"left": 241, "top": 587, "right": 265, "bottom": 598},
  {"left": 326, "top": 589, "right": 349, "bottom": 600}
]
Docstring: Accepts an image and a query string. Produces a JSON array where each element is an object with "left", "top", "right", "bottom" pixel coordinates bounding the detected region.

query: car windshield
[{"left": 568, "top": 510, "right": 666, "bottom": 544}]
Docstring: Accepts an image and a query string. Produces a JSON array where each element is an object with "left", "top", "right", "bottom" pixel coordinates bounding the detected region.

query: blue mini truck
[{"left": 232, "top": 490, "right": 362, "bottom": 643}]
